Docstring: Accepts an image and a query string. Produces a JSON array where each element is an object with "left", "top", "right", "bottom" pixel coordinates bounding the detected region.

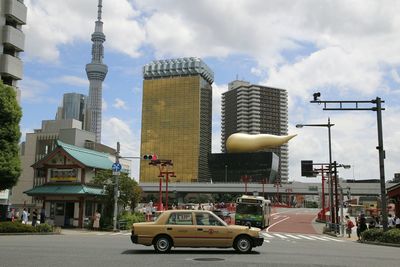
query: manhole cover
[{"left": 193, "top": 258, "right": 225, "bottom": 262}]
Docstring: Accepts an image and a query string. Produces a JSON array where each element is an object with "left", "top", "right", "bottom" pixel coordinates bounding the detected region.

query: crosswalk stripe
[
  {"left": 262, "top": 233, "right": 274, "bottom": 238},
  {"left": 273, "top": 233, "right": 288, "bottom": 239},
  {"left": 96, "top": 233, "right": 107, "bottom": 236},
  {"left": 297, "top": 235, "right": 316, "bottom": 240},
  {"left": 264, "top": 240, "right": 270, "bottom": 243},
  {"left": 111, "top": 233, "right": 122, "bottom": 236},
  {"left": 317, "top": 236, "right": 344, "bottom": 242},
  {"left": 308, "top": 235, "right": 329, "bottom": 241},
  {"left": 123, "top": 233, "right": 131, "bottom": 236},
  {"left": 284, "top": 234, "right": 301, "bottom": 239}
]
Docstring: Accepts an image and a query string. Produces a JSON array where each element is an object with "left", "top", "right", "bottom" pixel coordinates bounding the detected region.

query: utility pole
[{"left": 112, "top": 142, "right": 120, "bottom": 232}]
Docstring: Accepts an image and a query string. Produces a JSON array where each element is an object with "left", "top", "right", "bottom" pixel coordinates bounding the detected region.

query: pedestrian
[
  {"left": 32, "top": 209, "right": 38, "bottom": 226},
  {"left": 388, "top": 214, "right": 395, "bottom": 228},
  {"left": 395, "top": 216, "right": 400, "bottom": 229},
  {"left": 345, "top": 215, "right": 354, "bottom": 238},
  {"left": 356, "top": 213, "right": 367, "bottom": 241},
  {"left": 40, "top": 208, "right": 46, "bottom": 224},
  {"left": 92, "top": 210, "right": 101, "bottom": 230},
  {"left": 21, "top": 208, "right": 28, "bottom": 224},
  {"left": 368, "top": 216, "right": 376, "bottom": 229}
]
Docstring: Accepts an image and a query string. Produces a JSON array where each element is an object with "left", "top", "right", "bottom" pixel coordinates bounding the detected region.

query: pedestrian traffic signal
[
  {"left": 143, "top": 154, "right": 157, "bottom": 160},
  {"left": 301, "top": 160, "right": 316, "bottom": 177}
]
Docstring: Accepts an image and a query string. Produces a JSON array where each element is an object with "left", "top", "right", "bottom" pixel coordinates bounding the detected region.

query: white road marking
[
  {"left": 273, "top": 233, "right": 288, "bottom": 239},
  {"left": 264, "top": 240, "right": 270, "bottom": 243},
  {"left": 262, "top": 233, "right": 274, "bottom": 238},
  {"left": 317, "top": 236, "right": 344, "bottom": 242},
  {"left": 309, "top": 235, "right": 329, "bottom": 241},
  {"left": 297, "top": 235, "right": 316, "bottom": 240},
  {"left": 284, "top": 234, "right": 301, "bottom": 239},
  {"left": 111, "top": 232, "right": 122, "bottom": 236},
  {"left": 96, "top": 233, "right": 107, "bottom": 236},
  {"left": 266, "top": 216, "right": 290, "bottom": 232}
]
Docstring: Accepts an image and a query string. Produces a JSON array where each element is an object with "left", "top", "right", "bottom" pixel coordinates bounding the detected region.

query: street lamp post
[
  {"left": 296, "top": 118, "right": 336, "bottom": 230},
  {"left": 225, "top": 165, "right": 228, "bottom": 183}
]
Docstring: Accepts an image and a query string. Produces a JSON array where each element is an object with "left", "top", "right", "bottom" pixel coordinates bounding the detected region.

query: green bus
[{"left": 235, "top": 195, "right": 271, "bottom": 229}]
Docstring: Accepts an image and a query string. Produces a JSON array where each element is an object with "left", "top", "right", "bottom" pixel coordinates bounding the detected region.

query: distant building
[
  {"left": 24, "top": 140, "right": 117, "bottom": 227},
  {"left": 0, "top": 0, "right": 27, "bottom": 102},
  {"left": 221, "top": 80, "right": 289, "bottom": 183},
  {"left": 140, "top": 57, "right": 214, "bottom": 183},
  {"left": 56, "top": 93, "right": 87, "bottom": 124},
  {"left": 208, "top": 152, "right": 279, "bottom": 183}
]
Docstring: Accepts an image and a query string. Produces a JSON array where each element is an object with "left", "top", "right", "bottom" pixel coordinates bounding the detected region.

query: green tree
[
  {"left": 92, "top": 170, "right": 142, "bottom": 217},
  {"left": 0, "top": 82, "right": 22, "bottom": 190}
]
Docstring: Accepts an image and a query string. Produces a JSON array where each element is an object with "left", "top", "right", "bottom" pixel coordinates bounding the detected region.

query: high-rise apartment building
[
  {"left": 0, "top": 0, "right": 27, "bottom": 101},
  {"left": 140, "top": 57, "right": 213, "bottom": 183},
  {"left": 85, "top": 0, "right": 107, "bottom": 143},
  {"left": 56, "top": 93, "right": 86, "bottom": 124},
  {"left": 221, "top": 80, "right": 289, "bottom": 183}
]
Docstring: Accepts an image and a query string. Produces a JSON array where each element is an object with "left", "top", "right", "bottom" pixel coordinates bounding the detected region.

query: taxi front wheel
[
  {"left": 154, "top": 235, "right": 172, "bottom": 253},
  {"left": 234, "top": 236, "right": 253, "bottom": 253}
]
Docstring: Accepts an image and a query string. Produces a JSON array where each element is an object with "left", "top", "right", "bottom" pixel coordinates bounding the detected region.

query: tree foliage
[
  {"left": 0, "top": 82, "right": 22, "bottom": 190},
  {"left": 92, "top": 170, "right": 142, "bottom": 219}
]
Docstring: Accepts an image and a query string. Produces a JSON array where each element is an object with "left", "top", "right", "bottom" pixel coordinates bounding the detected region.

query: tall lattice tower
[{"left": 85, "top": 0, "right": 108, "bottom": 142}]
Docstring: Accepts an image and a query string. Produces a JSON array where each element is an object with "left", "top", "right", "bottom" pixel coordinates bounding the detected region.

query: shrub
[
  {"left": 35, "top": 223, "right": 53, "bottom": 232},
  {"left": 361, "top": 228, "right": 383, "bottom": 241},
  {"left": 0, "top": 222, "right": 36, "bottom": 233},
  {"left": 119, "top": 212, "right": 145, "bottom": 229},
  {"left": 379, "top": 229, "right": 400, "bottom": 244}
]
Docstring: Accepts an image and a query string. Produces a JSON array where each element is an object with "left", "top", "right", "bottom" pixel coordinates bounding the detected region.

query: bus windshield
[{"left": 236, "top": 203, "right": 262, "bottom": 214}]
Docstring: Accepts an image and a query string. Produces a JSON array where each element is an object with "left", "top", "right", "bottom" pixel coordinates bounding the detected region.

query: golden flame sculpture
[{"left": 226, "top": 133, "right": 297, "bottom": 153}]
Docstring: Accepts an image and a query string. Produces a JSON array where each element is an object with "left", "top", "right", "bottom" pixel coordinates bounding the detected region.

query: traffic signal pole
[
  {"left": 112, "top": 142, "right": 120, "bottom": 232},
  {"left": 311, "top": 96, "right": 388, "bottom": 231}
]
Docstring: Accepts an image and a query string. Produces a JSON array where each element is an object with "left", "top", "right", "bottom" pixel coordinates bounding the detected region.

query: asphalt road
[{"left": 1, "top": 230, "right": 399, "bottom": 267}]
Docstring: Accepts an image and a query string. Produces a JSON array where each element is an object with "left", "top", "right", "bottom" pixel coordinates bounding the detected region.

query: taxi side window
[
  {"left": 167, "top": 213, "right": 193, "bottom": 225},
  {"left": 196, "top": 213, "right": 224, "bottom": 226}
]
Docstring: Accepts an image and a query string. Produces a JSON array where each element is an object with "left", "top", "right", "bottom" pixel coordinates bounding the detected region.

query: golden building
[{"left": 140, "top": 58, "right": 214, "bottom": 183}]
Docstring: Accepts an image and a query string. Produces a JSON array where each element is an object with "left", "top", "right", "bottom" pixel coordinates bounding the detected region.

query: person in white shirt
[
  {"left": 21, "top": 208, "right": 28, "bottom": 224},
  {"left": 395, "top": 216, "right": 400, "bottom": 229}
]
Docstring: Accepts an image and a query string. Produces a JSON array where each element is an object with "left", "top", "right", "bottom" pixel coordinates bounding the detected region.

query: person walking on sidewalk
[
  {"left": 345, "top": 215, "right": 355, "bottom": 238},
  {"left": 356, "top": 213, "right": 367, "bottom": 241}
]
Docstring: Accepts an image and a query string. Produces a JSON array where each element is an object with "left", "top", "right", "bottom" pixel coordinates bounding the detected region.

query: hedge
[
  {"left": 362, "top": 228, "right": 400, "bottom": 244},
  {"left": 0, "top": 222, "right": 54, "bottom": 233}
]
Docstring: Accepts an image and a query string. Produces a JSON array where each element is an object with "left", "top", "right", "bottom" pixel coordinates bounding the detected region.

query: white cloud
[
  {"left": 113, "top": 98, "right": 128, "bottom": 110},
  {"left": 102, "top": 117, "right": 141, "bottom": 179},
  {"left": 55, "top": 75, "right": 89, "bottom": 87},
  {"left": 20, "top": 77, "right": 58, "bottom": 104},
  {"left": 24, "top": 0, "right": 145, "bottom": 62}
]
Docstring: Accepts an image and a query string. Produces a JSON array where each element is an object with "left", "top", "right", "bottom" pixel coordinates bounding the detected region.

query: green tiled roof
[
  {"left": 24, "top": 184, "right": 105, "bottom": 196},
  {"left": 57, "top": 140, "right": 114, "bottom": 169}
]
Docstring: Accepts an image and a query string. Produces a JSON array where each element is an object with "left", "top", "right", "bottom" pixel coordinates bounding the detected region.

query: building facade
[
  {"left": 24, "top": 140, "right": 115, "bottom": 228},
  {"left": 140, "top": 57, "right": 213, "bottom": 183},
  {"left": 221, "top": 80, "right": 289, "bottom": 183},
  {"left": 56, "top": 93, "right": 87, "bottom": 124},
  {"left": 0, "top": 0, "right": 27, "bottom": 101},
  {"left": 85, "top": 0, "right": 108, "bottom": 143}
]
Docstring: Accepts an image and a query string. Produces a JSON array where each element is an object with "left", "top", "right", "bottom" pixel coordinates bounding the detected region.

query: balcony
[
  {"left": 4, "top": 0, "right": 27, "bottom": 24},
  {"left": 2, "top": 25, "right": 25, "bottom": 51},
  {"left": 0, "top": 54, "right": 23, "bottom": 80}
]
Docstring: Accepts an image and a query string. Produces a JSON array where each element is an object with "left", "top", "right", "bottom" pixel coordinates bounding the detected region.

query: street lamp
[{"left": 296, "top": 118, "right": 337, "bottom": 230}]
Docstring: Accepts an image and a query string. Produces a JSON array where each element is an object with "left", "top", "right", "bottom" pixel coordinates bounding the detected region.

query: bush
[
  {"left": 35, "top": 223, "right": 53, "bottom": 232},
  {"left": 119, "top": 212, "right": 145, "bottom": 229},
  {"left": 362, "top": 228, "right": 400, "bottom": 244},
  {"left": 0, "top": 222, "right": 36, "bottom": 233},
  {"left": 361, "top": 228, "right": 383, "bottom": 241},
  {"left": 379, "top": 229, "right": 400, "bottom": 244}
]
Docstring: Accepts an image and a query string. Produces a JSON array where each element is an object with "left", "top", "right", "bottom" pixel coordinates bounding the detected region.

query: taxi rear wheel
[
  {"left": 154, "top": 235, "right": 172, "bottom": 253},
  {"left": 234, "top": 235, "right": 252, "bottom": 253}
]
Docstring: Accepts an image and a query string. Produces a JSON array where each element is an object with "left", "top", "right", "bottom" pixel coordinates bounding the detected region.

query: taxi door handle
[
  {"left": 197, "top": 228, "right": 203, "bottom": 231},
  {"left": 167, "top": 227, "right": 172, "bottom": 230}
]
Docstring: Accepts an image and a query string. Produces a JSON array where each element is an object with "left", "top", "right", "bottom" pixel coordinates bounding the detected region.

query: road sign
[{"left": 112, "top": 163, "right": 122, "bottom": 172}]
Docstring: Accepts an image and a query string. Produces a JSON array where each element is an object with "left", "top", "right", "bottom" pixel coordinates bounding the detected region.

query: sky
[{"left": 20, "top": 0, "right": 400, "bottom": 183}]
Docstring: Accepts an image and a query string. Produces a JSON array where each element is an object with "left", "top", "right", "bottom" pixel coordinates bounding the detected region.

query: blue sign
[{"left": 112, "top": 163, "right": 122, "bottom": 172}]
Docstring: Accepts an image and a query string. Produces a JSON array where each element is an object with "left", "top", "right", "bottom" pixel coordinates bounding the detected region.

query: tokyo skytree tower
[{"left": 85, "top": 0, "right": 108, "bottom": 142}]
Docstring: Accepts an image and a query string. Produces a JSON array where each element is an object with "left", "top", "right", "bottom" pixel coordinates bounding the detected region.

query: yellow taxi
[{"left": 130, "top": 210, "right": 263, "bottom": 253}]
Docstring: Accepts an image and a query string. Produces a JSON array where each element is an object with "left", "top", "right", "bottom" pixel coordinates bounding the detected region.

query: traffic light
[
  {"left": 301, "top": 160, "right": 316, "bottom": 177},
  {"left": 143, "top": 154, "right": 157, "bottom": 160}
]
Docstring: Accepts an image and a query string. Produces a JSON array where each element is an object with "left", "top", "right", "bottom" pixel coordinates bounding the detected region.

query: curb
[
  {"left": 0, "top": 232, "right": 61, "bottom": 236},
  {"left": 360, "top": 240, "right": 400, "bottom": 248}
]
